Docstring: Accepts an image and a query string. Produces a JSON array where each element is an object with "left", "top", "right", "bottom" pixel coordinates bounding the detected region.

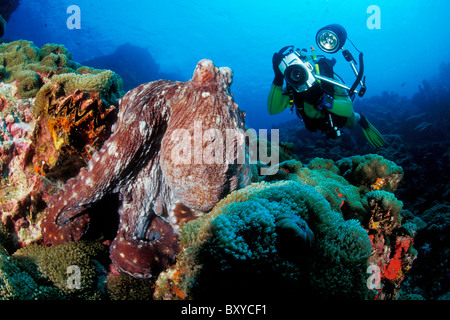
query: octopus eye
[{"left": 145, "top": 228, "right": 162, "bottom": 242}]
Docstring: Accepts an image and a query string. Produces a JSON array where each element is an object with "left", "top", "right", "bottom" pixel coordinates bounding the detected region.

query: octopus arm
[
  {"left": 110, "top": 154, "right": 180, "bottom": 278},
  {"left": 42, "top": 81, "right": 180, "bottom": 245}
]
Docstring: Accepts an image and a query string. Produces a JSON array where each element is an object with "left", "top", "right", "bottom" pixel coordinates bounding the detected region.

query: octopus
[{"left": 41, "top": 59, "right": 251, "bottom": 278}]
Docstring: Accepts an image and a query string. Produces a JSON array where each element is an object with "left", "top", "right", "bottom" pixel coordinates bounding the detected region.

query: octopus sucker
[{"left": 41, "top": 59, "right": 251, "bottom": 278}]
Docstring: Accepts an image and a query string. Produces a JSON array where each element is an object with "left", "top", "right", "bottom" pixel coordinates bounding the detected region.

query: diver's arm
[
  {"left": 329, "top": 77, "right": 354, "bottom": 118},
  {"left": 267, "top": 51, "right": 289, "bottom": 114},
  {"left": 267, "top": 83, "right": 289, "bottom": 114}
]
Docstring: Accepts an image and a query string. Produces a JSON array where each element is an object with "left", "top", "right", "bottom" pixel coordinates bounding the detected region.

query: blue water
[{"left": 4, "top": 0, "right": 450, "bottom": 130}]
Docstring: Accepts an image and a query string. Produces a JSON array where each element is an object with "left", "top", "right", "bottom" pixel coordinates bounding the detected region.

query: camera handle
[
  {"left": 316, "top": 50, "right": 366, "bottom": 98},
  {"left": 315, "top": 72, "right": 366, "bottom": 99},
  {"left": 342, "top": 49, "right": 356, "bottom": 64},
  {"left": 314, "top": 74, "right": 352, "bottom": 91},
  {"left": 278, "top": 45, "right": 295, "bottom": 56}
]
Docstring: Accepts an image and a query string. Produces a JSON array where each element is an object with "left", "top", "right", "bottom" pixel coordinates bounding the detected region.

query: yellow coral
[
  {"left": 43, "top": 70, "right": 122, "bottom": 97},
  {"left": 13, "top": 241, "right": 108, "bottom": 298},
  {"left": 47, "top": 117, "right": 70, "bottom": 151},
  {"left": 371, "top": 177, "right": 387, "bottom": 190}
]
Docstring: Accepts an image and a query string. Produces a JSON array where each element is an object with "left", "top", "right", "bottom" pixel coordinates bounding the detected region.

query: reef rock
[
  {"left": 0, "top": 41, "right": 122, "bottom": 248},
  {"left": 42, "top": 59, "right": 251, "bottom": 278},
  {"left": 32, "top": 70, "right": 121, "bottom": 180},
  {"left": 154, "top": 154, "right": 416, "bottom": 300}
]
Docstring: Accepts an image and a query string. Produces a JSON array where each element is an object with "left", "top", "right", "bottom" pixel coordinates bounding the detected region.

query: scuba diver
[{"left": 267, "top": 24, "right": 386, "bottom": 148}]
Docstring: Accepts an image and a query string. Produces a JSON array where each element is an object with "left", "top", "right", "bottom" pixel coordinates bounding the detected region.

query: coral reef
[
  {"left": 42, "top": 59, "right": 251, "bottom": 279},
  {"left": 0, "top": 221, "right": 12, "bottom": 250},
  {"left": 0, "top": 40, "right": 122, "bottom": 249},
  {"left": 106, "top": 273, "right": 154, "bottom": 300},
  {"left": 0, "top": 81, "right": 53, "bottom": 248},
  {"left": 154, "top": 154, "right": 413, "bottom": 300},
  {"left": 1, "top": 41, "right": 76, "bottom": 98},
  {"left": 0, "top": 244, "right": 64, "bottom": 299},
  {"left": 1, "top": 240, "right": 108, "bottom": 299},
  {"left": 13, "top": 241, "right": 108, "bottom": 299},
  {"left": 273, "top": 62, "right": 450, "bottom": 299},
  {"left": 280, "top": 158, "right": 367, "bottom": 221},
  {"left": 364, "top": 190, "right": 416, "bottom": 299},
  {"left": 335, "top": 154, "right": 403, "bottom": 193},
  {"left": 32, "top": 70, "right": 121, "bottom": 180},
  {"left": 405, "top": 203, "right": 450, "bottom": 299}
]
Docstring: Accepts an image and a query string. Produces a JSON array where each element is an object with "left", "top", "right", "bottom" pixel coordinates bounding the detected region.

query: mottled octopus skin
[{"left": 42, "top": 59, "right": 251, "bottom": 278}]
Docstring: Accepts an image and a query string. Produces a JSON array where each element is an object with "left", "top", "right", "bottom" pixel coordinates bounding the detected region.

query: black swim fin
[{"left": 359, "top": 114, "right": 386, "bottom": 148}]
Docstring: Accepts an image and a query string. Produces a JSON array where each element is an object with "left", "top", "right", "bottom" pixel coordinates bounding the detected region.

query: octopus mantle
[{"left": 42, "top": 59, "right": 251, "bottom": 278}]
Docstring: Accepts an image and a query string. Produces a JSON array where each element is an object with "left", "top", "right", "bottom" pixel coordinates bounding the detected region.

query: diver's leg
[{"left": 344, "top": 112, "right": 360, "bottom": 129}]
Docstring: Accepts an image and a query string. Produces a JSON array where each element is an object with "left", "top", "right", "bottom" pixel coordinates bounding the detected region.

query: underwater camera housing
[
  {"left": 277, "top": 24, "right": 366, "bottom": 99},
  {"left": 278, "top": 46, "right": 316, "bottom": 93}
]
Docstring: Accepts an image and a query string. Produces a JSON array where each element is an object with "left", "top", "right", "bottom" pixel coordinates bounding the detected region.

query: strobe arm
[
  {"left": 313, "top": 51, "right": 366, "bottom": 97},
  {"left": 348, "top": 52, "right": 366, "bottom": 97},
  {"left": 314, "top": 74, "right": 352, "bottom": 92}
]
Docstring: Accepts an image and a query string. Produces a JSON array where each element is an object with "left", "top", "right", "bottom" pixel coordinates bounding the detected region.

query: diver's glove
[{"left": 272, "top": 51, "right": 284, "bottom": 86}]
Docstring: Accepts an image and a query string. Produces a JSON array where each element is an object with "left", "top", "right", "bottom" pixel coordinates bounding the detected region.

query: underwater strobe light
[
  {"left": 315, "top": 24, "right": 347, "bottom": 53},
  {"left": 315, "top": 23, "right": 367, "bottom": 97}
]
